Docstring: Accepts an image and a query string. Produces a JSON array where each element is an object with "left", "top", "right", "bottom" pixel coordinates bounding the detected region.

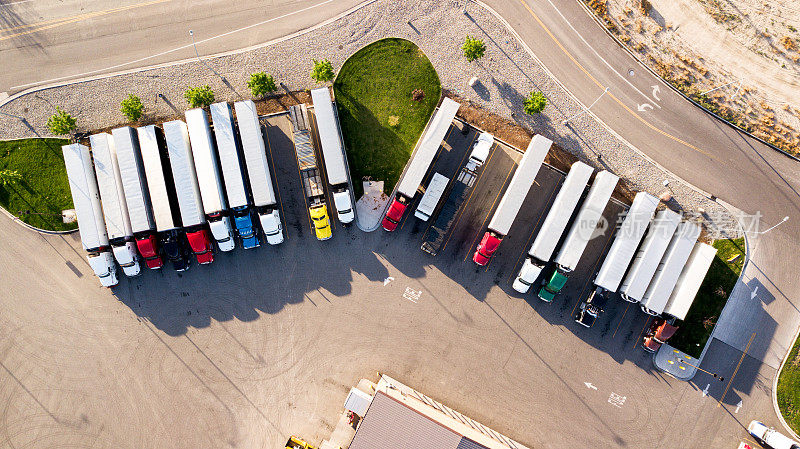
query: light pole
[
  {"left": 757, "top": 216, "right": 789, "bottom": 235},
  {"left": 563, "top": 87, "right": 609, "bottom": 125},
  {"left": 188, "top": 29, "right": 221, "bottom": 79}
]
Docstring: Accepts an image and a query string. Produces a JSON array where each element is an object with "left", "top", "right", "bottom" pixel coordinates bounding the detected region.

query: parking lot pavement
[{"left": 0, "top": 119, "right": 755, "bottom": 448}]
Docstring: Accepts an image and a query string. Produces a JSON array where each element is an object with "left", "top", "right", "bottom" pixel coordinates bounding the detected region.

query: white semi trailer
[
  {"left": 311, "top": 87, "right": 354, "bottom": 224},
  {"left": 89, "top": 132, "right": 141, "bottom": 277},
  {"left": 538, "top": 170, "right": 619, "bottom": 302},
  {"left": 512, "top": 161, "right": 593, "bottom": 293},
  {"left": 640, "top": 222, "right": 701, "bottom": 316},
  {"left": 473, "top": 134, "right": 552, "bottom": 266},
  {"left": 663, "top": 242, "right": 717, "bottom": 320},
  {"left": 62, "top": 143, "right": 119, "bottom": 287},
  {"left": 185, "top": 108, "right": 235, "bottom": 251},
  {"left": 619, "top": 209, "right": 681, "bottom": 303},
  {"left": 234, "top": 100, "right": 284, "bottom": 245}
]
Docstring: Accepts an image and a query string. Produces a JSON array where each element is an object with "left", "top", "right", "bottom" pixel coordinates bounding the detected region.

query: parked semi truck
[
  {"left": 662, "top": 242, "right": 717, "bottom": 320},
  {"left": 639, "top": 221, "right": 701, "bottom": 316},
  {"left": 235, "top": 100, "right": 283, "bottom": 245},
  {"left": 414, "top": 173, "right": 450, "bottom": 221},
  {"left": 164, "top": 120, "right": 214, "bottom": 267},
  {"left": 512, "top": 161, "right": 593, "bottom": 293},
  {"left": 574, "top": 192, "right": 659, "bottom": 327},
  {"left": 420, "top": 132, "right": 492, "bottom": 256},
  {"left": 538, "top": 170, "right": 619, "bottom": 302},
  {"left": 473, "top": 134, "right": 552, "bottom": 266},
  {"left": 112, "top": 126, "right": 163, "bottom": 270},
  {"left": 619, "top": 208, "right": 681, "bottom": 303},
  {"left": 211, "top": 102, "right": 259, "bottom": 249},
  {"left": 139, "top": 125, "right": 195, "bottom": 270},
  {"left": 382, "top": 98, "right": 460, "bottom": 231},
  {"left": 289, "top": 104, "right": 332, "bottom": 240},
  {"left": 89, "top": 133, "right": 141, "bottom": 277},
  {"left": 62, "top": 143, "right": 119, "bottom": 287},
  {"left": 311, "top": 87, "right": 354, "bottom": 224}
]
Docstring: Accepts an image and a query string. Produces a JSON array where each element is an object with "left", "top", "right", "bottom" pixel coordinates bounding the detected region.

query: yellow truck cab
[{"left": 309, "top": 204, "right": 332, "bottom": 240}]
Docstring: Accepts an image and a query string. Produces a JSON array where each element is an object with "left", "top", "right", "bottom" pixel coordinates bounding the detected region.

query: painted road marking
[
  {"left": 751, "top": 286, "right": 759, "bottom": 300},
  {"left": 702, "top": 383, "right": 710, "bottom": 397},
  {"left": 736, "top": 400, "right": 743, "bottom": 413},
  {"left": 584, "top": 382, "right": 597, "bottom": 390},
  {"left": 403, "top": 287, "right": 421, "bottom": 303},
  {"left": 718, "top": 332, "right": 756, "bottom": 407},
  {"left": 652, "top": 85, "right": 661, "bottom": 101},
  {"left": 608, "top": 392, "right": 626, "bottom": 408},
  {"left": 383, "top": 277, "right": 394, "bottom": 286},
  {"left": 637, "top": 103, "right": 654, "bottom": 112}
]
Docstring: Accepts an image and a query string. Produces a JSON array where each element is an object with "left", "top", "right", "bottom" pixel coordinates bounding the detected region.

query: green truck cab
[{"left": 538, "top": 268, "right": 569, "bottom": 302}]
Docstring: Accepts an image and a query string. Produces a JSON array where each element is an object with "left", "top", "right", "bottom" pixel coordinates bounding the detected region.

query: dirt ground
[{"left": 586, "top": 0, "right": 800, "bottom": 155}]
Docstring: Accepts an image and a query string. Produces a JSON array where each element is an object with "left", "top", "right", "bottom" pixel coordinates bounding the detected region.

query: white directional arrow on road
[
  {"left": 652, "top": 85, "right": 661, "bottom": 101},
  {"left": 736, "top": 400, "right": 743, "bottom": 413},
  {"left": 638, "top": 103, "right": 654, "bottom": 112},
  {"left": 383, "top": 277, "right": 394, "bottom": 286},
  {"left": 751, "top": 286, "right": 759, "bottom": 300},
  {"left": 702, "top": 384, "right": 710, "bottom": 397},
  {"left": 585, "top": 382, "right": 598, "bottom": 390}
]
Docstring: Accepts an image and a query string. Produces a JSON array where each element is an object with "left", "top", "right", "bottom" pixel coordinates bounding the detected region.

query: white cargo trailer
[
  {"left": 164, "top": 120, "right": 206, "bottom": 228},
  {"left": 185, "top": 108, "right": 235, "bottom": 251},
  {"left": 512, "top": 161, "right": 593, "bottom": 293},
  {"left": 414, "top": 172, "right": 450, "bottom": 221},
  {"left": 90, "top": 133, "right": 141, "bottom": 277},
  {"left": 62, "top": 143, "right": 118, "bottom": 287},
  {"left": 640, "top": 222, "right": 701, "bottom": 316},
  {"left": 234, "top": 100, "right": 283, "bottom": 245},
  {"left": 663, "top": 242, "right": 717, "bottom": 320},
  {"left": 311, "top": 87, "right": 354, "bottom": 224},
  {"left": 619, "top": 208, "right": 681, "bottom": 303}
]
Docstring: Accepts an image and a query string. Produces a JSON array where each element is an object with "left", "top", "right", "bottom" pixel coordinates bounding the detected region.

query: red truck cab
[
  {"left": 642, "top": 319, "right": 679, "bottom": 352},
  {"left": 473, "top": 231, "right": 502, "bottom": 265},
  {"left": 186, "top": 228, "right": 214, "bottom": 264},
  {"left": 135, "top": 234, "right": 163, "bottom": 269},
  {"left": 382, "top": 197, "right": 408, "bottom": 231}
]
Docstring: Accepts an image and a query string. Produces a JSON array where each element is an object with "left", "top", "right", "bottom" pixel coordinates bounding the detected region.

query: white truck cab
[
  {"left": 333, "top": 191, "right": 355, "bottom": 224},
  {"left": 513, "top": 258, "right": 545, "bottom": 293},
  {"left": 748, "top": 421, "right": 800, "bottom": 449},
  {"left": 259, "top": 210, "right": 284, "bottom": 245},
  {"left": 88, "top": 252, "right": 119, "bottom": 287}
]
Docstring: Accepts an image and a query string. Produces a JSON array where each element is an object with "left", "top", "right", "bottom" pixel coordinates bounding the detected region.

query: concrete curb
[
  {"left": 572, "top": 0, "right": 800, "bottom": 165},
  {"left": 0, "top": 204, "right": 77, "bottom": 235}
]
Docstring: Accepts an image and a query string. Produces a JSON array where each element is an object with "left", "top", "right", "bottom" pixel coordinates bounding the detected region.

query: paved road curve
[
  {"left": 482, "top": 0, "right": 800, "bottom": 445},
  {"left": 0, "top": 0, "right": 365, "bottom": 94}
]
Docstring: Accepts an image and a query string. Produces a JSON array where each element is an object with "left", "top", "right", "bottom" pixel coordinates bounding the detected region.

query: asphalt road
[{"left": 0, "top": 0, "right": 365, "bottom": 94}]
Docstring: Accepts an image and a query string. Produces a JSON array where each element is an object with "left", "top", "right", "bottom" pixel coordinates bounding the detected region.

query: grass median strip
[
  {"left": 0, "top": 138, "right": 75, "bottom": 231},
  {"left": 669, "top": 237, "right": 745, "bottom": 358},
  {"left": 333, "top": 38, "right": 442, "bottom": 198}
]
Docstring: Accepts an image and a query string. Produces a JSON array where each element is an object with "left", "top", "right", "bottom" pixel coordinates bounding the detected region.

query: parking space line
[
  {"left": 463, "top": 158, "right": 516, "bottom": 263},
  {"left": 632, "top": 316, "right": 651, "bottom": 350},
  {"left": 441, "top": 142, "right": 499, "bottom": 254},
  {"left": 570, "top": 228, "right": 616, "bottom": 317},
  {"left": 263, "top": 117, "right": 289, "bottom": 241},
  {"left": 718, "top": 332, "right": 756, "bottom": 407},
  {"left": 611, "top": 303, "right": 629, "bottom": 338},
  {"left": 505, "top": 180, "right": 560, "bottom": 285},
  {"left": 421, "top": 131, "right": 479, "bottom": 243}
]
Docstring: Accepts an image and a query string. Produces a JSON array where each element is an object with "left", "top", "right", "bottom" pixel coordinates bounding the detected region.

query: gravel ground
[{"left": 0, "top": 0, "right": 741, "bottom": 237}]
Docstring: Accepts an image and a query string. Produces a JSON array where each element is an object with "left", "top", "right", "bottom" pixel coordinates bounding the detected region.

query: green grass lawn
[
  {"left": 670, "top": 237, "right": 745, "bottom": 358},
  {"left": 333, "top": 38, "right": 442, "bottom": 198},
  {"left": 778, "top": 334, "right": 800, "bottom": 434},
  {"left": 0, "top": 138, "right": 76, "bottom": 231}
]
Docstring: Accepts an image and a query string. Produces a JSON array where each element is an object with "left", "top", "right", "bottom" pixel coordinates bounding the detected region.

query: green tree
[
  {"left": 184, "top": 85, "right": 215, "bottom": 108},
  {"left": 462, "top": 36, "right": 486, "bottom": 62},
  {"left": 0, "top": 169, "right": 22, "bottom": 187},
  {"left": 120, "top": 94, "right": 144, "bottom": 122},
  {"left": 247, "top": 72, "right": 277, "bottom": 98},
  {"left": 46, "top": 108, "right": 77, "bottom": 136},
  {"left": 310, "top": 59, "right": 335, "bottom": 83},
  {"left": 524, "top": 91, "right": 547, "bottom": 114}
]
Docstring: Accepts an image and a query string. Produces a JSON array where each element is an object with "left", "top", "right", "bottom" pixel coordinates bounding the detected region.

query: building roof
[{"left": 349, "top": 391, "right": 489, "bottom": 449}]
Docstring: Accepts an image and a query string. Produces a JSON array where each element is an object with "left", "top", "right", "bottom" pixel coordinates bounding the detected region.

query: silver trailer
[
  {"left": 185, "top": 108, "right": 235, "bottom": 251},
  {"left": 62, "top": 143, "right": 118, "bottom": 287},
  {"left": 164, "top": 120, "right": 206, "bottom": 229},
  {"left": 619, "top": 208, "right": 681, "bottom": 303},
  {"left": 554, "top": 170, "right": 619, "bottom": 272},
  {"left": 138, "top": 125, "right": 179, "bottom": 232},
  {"left": 663, "top": 242, "right": 718, "bottom": 320},
  {"left": 512, "top": 161, "right": 593, "bottom": 293},
  {"left": 210, "top": 102, "right": 248, "bottom": 209},
  {"left": 311, "top": 87, "right": 354, "bottom": 223},
  {"left": 234, "top": 100, "right": 283, "bottom": 245},
  {"left": 90, "top": 132, "right": 140, "bottom": 277},
  {"left": 414, "top": 172, "right": 450, "bottom": 221},
  {"left": 640, "top": 222, "right": 701, "bottom": 316},
  {"left": 593, "top": 192, "right": 660, "bottom": 293},
  {"left": 396, "top": 98, "right": 460, "bottom": 199}
]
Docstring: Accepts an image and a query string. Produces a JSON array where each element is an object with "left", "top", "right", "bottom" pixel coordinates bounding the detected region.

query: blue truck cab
[{"left": 232, "top": 205, "right": 260, "bottom": 249}]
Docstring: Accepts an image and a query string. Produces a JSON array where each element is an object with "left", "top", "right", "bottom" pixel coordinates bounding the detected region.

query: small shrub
[
  {"left": 46, "top": 108, "right": 77, "bottom": 136},
  {"left": 523, "top": 91, "right": 547, "bottom": 115},
  {"left": 120, "top": 94, "right": 144, "bottom": 122},
  {"left": 184, "top": 85, "right": 215, "bottom": 108},
  {"left": 247, "top": 72, "right": 277, "bottom": 98},
  {"left": 310, "top": 59, "right": 335, "bottom": 83},
  {"left": 411, "top": 89, "right": 425, "bottom": 102},
  {"left": 462, "top": 35, "right": 486, "bottom": 62},
  {"left": 0, "top": 169, "right": 22, "bottom": 187},
  {"left": 781, "top": 36, "right": 798, "bottom": 51}
]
